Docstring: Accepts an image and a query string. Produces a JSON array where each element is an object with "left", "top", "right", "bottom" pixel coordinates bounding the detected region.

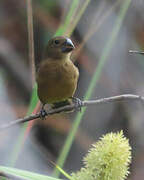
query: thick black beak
[{"left": 61, "top": 38, "right": 75, "bottom": 53}]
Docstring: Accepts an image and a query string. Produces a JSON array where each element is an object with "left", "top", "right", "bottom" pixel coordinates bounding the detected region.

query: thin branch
[
  {"left": 0, "top": 94, "right": 144, "bottom": 131},
  {"left": 129, "top": 50, "right": 144, "bottom": 55}
]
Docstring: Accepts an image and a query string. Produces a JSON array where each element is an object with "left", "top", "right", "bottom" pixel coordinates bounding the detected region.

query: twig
[
  {"left": 0, "top": 94, "right": 144, "bottom": 131},
  {"left": 129, "top": 50, "right": 144, "bottom": 55}
]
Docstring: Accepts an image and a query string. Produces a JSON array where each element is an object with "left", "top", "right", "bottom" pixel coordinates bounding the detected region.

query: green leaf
[
  {"left": 0, "top": 166, "right": 62, "bottom": 180},
  {"left": 52, "top": 163, "right": 72, "bottom": 180}
]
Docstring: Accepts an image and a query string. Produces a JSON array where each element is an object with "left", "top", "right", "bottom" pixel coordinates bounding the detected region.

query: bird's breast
[{"left": 36, "top": 60, "right": 79, "bottom": 104}]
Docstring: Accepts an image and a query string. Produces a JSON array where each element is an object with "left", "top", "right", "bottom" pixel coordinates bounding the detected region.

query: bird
[{"left": 36, "top": 36, "right": 80, "bottom": 115}]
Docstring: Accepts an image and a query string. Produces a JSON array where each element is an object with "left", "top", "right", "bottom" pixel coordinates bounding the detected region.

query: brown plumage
[{"left": 36, "top": 36, "right": 79, "bottom": 108}]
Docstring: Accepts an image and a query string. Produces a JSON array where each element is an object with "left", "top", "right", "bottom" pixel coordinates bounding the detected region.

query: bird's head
[{"left": 44, "top": 36, "right": 75, "bottom": 60}]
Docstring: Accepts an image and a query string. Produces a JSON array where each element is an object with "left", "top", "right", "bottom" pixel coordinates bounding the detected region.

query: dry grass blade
[{"left": 27, "top": 0, "right": 35, "bottom": 86}]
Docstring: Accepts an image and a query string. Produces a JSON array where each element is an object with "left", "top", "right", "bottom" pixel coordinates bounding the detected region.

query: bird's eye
[{"left": 54, "top": 40, "right": 60, "bottom": 45}]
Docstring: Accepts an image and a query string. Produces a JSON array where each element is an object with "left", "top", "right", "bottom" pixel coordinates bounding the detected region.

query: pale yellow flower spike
[{"left": 71, "top": 131, "right": 132, "bottom": 180}]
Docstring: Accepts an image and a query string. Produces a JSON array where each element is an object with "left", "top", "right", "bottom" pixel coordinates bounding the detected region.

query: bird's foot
[
  {"left": 40, "top": 105, "right": 47, "bottom": 120},
  {"left": 71, "top": 97, "right": 83, "bottom": 112}
]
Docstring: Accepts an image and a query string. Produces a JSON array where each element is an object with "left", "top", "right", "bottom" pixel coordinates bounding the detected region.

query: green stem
[
  {"left": 53, "top": 0, "right": 131, "bottom": 177},
  {"left": 55, "top": 0, "right": 80, "bottom": 37},
  {"left": 8, "top": 84, "right": 38, "bottom": 166},
  {"left": 8, "top": 0, "right": 82, "bottom": 168}
]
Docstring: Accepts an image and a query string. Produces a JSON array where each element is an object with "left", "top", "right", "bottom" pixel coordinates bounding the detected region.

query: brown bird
[{"left": 36, "top": 36, "right": 80, "bottom": 113}]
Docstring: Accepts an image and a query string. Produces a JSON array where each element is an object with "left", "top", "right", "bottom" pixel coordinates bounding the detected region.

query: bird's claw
[
  {"left": 71, "top": 97, "right": 83, "bottom": 112},
  {"left": 40, "top": 107, "right": 47, "bottom": 120}
]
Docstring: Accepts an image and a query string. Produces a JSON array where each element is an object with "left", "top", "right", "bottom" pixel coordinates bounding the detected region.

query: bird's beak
[{"left": 61, "top": 38, "right": 75, "bottom": 53}]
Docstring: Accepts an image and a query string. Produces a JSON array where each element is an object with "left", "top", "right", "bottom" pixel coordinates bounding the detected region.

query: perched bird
[{"left": 36, "top": 36, "right": 79, "bottom": 113}]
